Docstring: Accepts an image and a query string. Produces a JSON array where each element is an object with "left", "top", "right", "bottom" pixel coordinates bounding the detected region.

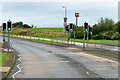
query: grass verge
[
  {"left": 9, "top": 36, "right": 68, "bottom": 45},
  {"left": 1, "top": 34, "right": 119, "bottom": 46},
  {"left": 13, "top": 34, "right": 119, "bottom": 46},
  {"left": 0, "top": 52, "right": 8, "bottom": 67}
]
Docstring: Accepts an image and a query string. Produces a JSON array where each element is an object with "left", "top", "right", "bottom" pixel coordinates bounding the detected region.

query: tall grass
[{"left": 30, "top": 28, "right": 63, "bottom": 31}]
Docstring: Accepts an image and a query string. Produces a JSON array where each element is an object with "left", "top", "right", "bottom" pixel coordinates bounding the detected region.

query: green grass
[
  {"left": 75, "top": 39, "right": 119, "bottom": 45},
  {"left": 1, "top": 34, "right": 119, "bottom": 46},
  {"left": 19, "top": 35, "right": 65, "bottom": 40},
  {"left": 9, "top": 36, "right": 68, "bottom": 45},
  {"left": 30, "top": 27, "right": 63, "bottom": 31},
  {"left": 0, "top": 52, "right": 8, "bottom": 67}
]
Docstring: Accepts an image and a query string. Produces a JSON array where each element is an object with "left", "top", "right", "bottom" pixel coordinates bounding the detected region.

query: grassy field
[
  {"left": 0, "top": 52, "right": 8, "bottom": 67},
  {"left": 10, "top": 28, "right": 64, "bottom": 38},
  {"left": 1, "top": 27, "right": 119, "bottom": 46},
  {"left": 30, "top": 28, "right": 63, "bottom": 31}
]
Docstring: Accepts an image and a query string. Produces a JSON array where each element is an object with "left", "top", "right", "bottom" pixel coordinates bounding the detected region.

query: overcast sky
[{"left": 0, "top": 0, "right": 119, "bottom": 28}]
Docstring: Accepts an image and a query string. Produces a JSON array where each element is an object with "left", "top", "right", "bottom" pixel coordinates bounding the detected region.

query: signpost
[{"left": 75, "top": 13, "right": 79, "bottom": 44}]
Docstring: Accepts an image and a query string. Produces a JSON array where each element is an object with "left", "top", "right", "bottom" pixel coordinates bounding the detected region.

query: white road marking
[
  {"left": 12, "top": 56, "right": 22, "bottom": 79},
  {"left": 86, "top": 72, "right": 89, "bottom": 75},
  {"left": 18, "top": 57, "right": 22, "bottom": 63}
]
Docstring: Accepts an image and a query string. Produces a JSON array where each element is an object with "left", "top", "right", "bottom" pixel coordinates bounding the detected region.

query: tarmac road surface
[{"left": 7, "top": 38, "right": 100, "bottom": 78}]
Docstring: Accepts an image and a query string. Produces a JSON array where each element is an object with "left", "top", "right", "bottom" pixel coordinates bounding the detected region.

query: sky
[{"left": 0, "top": 0, "right": 119, "bottom": 28}]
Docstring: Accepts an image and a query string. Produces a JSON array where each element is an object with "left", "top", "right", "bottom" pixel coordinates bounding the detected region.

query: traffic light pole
[
  {"left": 3, "top": 32, "right": 5, "bottom": 48},
  {"left": 87, "top": 25, "right": 89, "bottom": 48},
  {"left": 8, "top": 31, "right": 10, "bottom": 53},
  {"left": 83, "top": 31, "right": 85, "bottom": 50},
  {"left": 65, "top": 30, "right": 67, "bottom": 40},
  {"left": 74, "top": 17, "right": 78, "bottom": 44},
  {"left": 3, "top": 32, "right": 5, "bottom": 41},
  {"left": 68, "top": 31, "right": 69, "bottom": 44},
  {"left": 74, "top": 27, "right": 75, "bottom": 44}
]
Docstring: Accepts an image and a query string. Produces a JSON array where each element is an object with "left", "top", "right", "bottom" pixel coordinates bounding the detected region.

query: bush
[
  {"left": 92, "top": 30, "right": 119, "bottom": 40},
  {"left": 70, "top": 27, "right": 84, "bottom": 39}
]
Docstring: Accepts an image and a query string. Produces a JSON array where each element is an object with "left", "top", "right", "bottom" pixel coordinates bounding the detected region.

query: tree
[
  {"left": 114, "top": 21, "right": 120, "bottom": 32},
  {"left": 12, "top": 22, "right": 23, "bottom": 28},
  {"left": 92, "top": 24, "right": 100, "bottom": 35},
  {"left": 91, "top": 18, "right": 117, "bottom": 40},
  {"left": 23, "top": 24, "right": 31, "bottom": 28},
  {"left": 31, "top": 24, "right": 34, "bottom": 28},
  {"left": 12, "top": 21, "right": 33, "bottom": 28},
  {"left": 97, "top": 17, "right": 115, "bottom": 32}
]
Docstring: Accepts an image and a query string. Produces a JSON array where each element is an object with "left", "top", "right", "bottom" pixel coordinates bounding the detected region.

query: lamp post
[
  {"left": 63, "top": 6, "right": 67, "bottom": 17},
  {"left": 63, "top": 6, "right": 67, "bottom": 40}
]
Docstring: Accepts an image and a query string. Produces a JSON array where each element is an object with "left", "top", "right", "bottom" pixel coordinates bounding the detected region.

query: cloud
[{"left": 1, "top": 1, "right": 118, "bottom": 27}]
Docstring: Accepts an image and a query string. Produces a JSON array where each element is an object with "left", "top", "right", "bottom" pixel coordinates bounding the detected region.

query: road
[
  {"left": 0, "top": 35, "right": 118, "bottom": 79},
  {"left": 7, "top": 38, "right": 100, "bottom": 78}
]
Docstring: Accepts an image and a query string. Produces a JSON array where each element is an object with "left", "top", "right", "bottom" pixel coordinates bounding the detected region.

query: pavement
[{"left": 0, "top": 36, "right": 118, "bottom": 79}]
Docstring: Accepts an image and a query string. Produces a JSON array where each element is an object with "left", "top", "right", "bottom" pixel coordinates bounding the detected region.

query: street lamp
[
  {"left": 63, "top": 6, "right": 67, "bottom": 17},
  {"left": 62, "top": 6, "right": 67, "bottom": 40}
]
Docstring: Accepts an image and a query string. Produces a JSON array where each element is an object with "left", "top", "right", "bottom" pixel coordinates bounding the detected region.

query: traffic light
[
  {"left": 70, "top": 23, "right": 73, "bottom": 30},
  {"left": 89, "top": 25, "right": 91, "bottom": 32},
  {"left": 2, "top": 23, "right": 7, "bottom": 32},
  {"left": 65, "top": 25, "right": 69, "bottom": 32},
  {"left": 73, "top": 24, "right": 76, "bottom": 31},
  {"left": 64, "top": 17, "right": 67, "bottom": 23},
  {"left": 84, "top": 22, "right": 88, "bottom": 31},
  {"left": 7, "top": 20, "right": 12, "bottom": 31}
]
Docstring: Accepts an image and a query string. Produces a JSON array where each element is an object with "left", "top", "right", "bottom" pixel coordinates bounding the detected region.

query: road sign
[{"left": 75, "top": 13, "right": 79, "bottom": 17}]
